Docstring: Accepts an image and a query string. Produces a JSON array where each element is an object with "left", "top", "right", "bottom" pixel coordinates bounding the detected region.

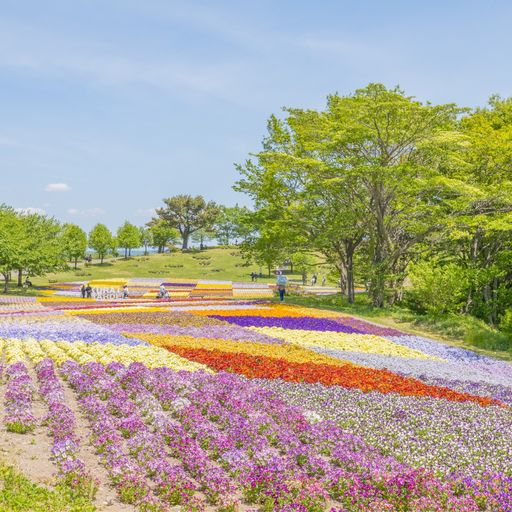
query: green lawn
[{"left": 32, "top": 248, "right": 304, "bottom": 286}]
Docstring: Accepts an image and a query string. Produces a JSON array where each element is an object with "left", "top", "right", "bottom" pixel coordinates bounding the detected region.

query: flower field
[{"left": 0, "top": 293, "right": 511, "bottom": 511}]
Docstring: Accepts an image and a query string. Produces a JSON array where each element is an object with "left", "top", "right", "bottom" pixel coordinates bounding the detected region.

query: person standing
[
  {"left": 122, "top": 285, "right": 129, "bottom": 299},
  {"left": 80, "top": 284, "right": 86, "bottom": 298},
  {"left": 276, "top": 272, "right": 288, "bottom": 302},
  {"left": 85, "top": 284, "right": 92, "bottom": 299}
]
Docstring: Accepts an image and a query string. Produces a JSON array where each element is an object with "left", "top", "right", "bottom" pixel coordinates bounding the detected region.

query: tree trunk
[
  {"left": 74, "top": 257, "right": 78, "bottom": 269},
  {"left": 3, "top": 273, "right": 9, "bottom": 293},
  {"left": 346, "top": 251, "right": 355, "bottom": 304},
  {"left": 129, "top": 248, "right": 132, "bottom": 257},
  {"left": 182, "top": 237, "right": 189, "bottom": 250},
  {"left": 100, "top": 254, "right": 104, "bottom": 264},
  {"left": 17, "top": 268, "right": 23, "bottom": 287},
  {"left": 124, "top": 248, "right": 128, "bottom": 259},
  {"left": 144, "top": 244, "right": 148, "bottom": 256}
]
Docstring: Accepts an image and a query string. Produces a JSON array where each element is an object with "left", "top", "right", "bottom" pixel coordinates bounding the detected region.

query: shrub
[
  {"left": 464, "top": 326, "right": 511, "bottom": 352},
  {"left": 407, "top": 261, "right": 467, "bottom": 316}
]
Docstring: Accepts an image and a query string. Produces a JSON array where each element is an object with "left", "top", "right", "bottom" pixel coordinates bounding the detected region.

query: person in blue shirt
[{"left": 276, "top": 271, "right": 288, "bottom": 302}]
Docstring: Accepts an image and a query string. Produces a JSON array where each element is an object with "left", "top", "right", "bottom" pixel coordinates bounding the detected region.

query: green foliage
[
  {"left": 0, "top": 206, "right": 66, "bottom": 291},
  {"left": 464, "top": 326, "right": 511, "bottom": 352},
  {"left": 407, "top": 261, "right": 468, "bottom": 315},
  {"left": 116, "top": 221, "right": 141, "bottom": 258},
  {"left": 236, "top": 83, "right": 464, "bottom": 306},
  {"left": 155, "top": 195, "right": 220, "bottom": 249},
  {"left": 147, "top": 219, "right": 179, "bottom": 253},
  {"left": 235, "top": 83, "right": 512, "bottom": 340},
  {"left": 138, "top": 226, "right": 152, "bottom": 255},
  {"left": 0, "top": 464, "right": 95, "bottom": 511},
  {"left": 215, "top": 205, "right": 253, "bottom": 245},
  {"left": 61, "top": 224, "right": 87, "bottom": 269},
  {"left": 88, "top": 224, "right": 113, "bottom": 264}
]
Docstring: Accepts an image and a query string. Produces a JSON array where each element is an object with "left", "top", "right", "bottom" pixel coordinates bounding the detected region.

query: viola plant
[{"left": 0, "top": 293, "right": 510, "bottom": 510}]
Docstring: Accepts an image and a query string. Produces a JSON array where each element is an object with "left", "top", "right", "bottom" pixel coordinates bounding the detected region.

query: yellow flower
[
  {"left": 250, "top": 327, "right": 443, "bottom": 361},
  {"left": 131, "top": 333, "right": 354, "bottom": 367}
]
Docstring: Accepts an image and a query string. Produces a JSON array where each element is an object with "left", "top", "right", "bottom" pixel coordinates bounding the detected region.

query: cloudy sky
[{"left": 2, "top": 0, "right": 511, "bottom": 230}]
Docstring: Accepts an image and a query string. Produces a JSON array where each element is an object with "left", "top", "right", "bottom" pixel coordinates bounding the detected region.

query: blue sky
[{"left": 2, "top": 0, "right": 511, "bottom": 231}]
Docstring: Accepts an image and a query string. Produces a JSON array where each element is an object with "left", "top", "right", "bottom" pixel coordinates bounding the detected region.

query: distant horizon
[{"left": 3, "top": 0, "right": 512, "bottom": 230}]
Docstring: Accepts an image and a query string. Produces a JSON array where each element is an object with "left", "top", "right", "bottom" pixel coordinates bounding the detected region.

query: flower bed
[{"left": 0, "top": 293, "right": 510, "bottom": 510}]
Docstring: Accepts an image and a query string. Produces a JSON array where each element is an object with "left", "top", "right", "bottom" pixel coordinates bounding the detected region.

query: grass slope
[{"left": 33, "top": 248, "right": 302, "bottom": 286}]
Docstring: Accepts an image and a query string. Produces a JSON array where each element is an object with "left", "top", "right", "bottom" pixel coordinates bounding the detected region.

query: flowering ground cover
[{"left": 0, "top": 292, "right": 510, "bottom": 510}]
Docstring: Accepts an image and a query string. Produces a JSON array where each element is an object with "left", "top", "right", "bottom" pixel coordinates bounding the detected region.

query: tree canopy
[
  {"left": 88, "top": 224, "right": 114, "bottom": 264},
  {"left": 236, "top": 84, "right": 512, "bottom": 321},
  {"left": 155, "top": 195, "right": 220, "bottom": 249}
]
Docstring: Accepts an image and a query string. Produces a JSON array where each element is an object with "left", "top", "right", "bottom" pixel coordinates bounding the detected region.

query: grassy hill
[{"left": 32, "top": 248, "right": 303, "bottom": 286}]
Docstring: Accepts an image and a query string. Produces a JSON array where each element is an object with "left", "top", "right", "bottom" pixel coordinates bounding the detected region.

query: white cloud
[
  {"left": 67, "top": 207, "right": 105, "bottom": 217},
  {"left": 45, "top": 182, "right": 70, "bottom": 192},
  {"left": 15, "top": 207, "right": 46, "bottom": 215}
]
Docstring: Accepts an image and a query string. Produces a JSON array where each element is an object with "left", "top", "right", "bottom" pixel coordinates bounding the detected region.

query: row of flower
[
  {"left": 77, "top": 302, "right": 512, "bottom": 397},
  {"left": 1, "top": 337, "right": 208, "bottom": 371},
  {"left": 3, "top": 360, "right": 97, "bottom": 499},
  {"left": 59, "top": 360, "right": 511, "bottom": 511},
  {"left": 260, "top": 378, "right": 512, "bottom": 477}
]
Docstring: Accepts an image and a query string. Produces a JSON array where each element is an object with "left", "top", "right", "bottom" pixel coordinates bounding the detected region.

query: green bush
[
  {"left": 464, "top": 326, "right": 511, "bottom": 352},
  {"left": 407, "top": 261, "right": 467, "bottom": 316}
]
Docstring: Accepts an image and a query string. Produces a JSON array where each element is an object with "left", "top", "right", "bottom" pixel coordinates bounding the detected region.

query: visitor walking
[
  {"left": 85, "top": 284, "right": 92, "bottom": 299},
  {"left": 80, "top": 284, "right": 86, "bottom": 298},
  {"left": 122, "top": 285, "right": 129, "bottom": 299},
  {"left": 276, "top": 271, "right": 288, "bottom": 302}
]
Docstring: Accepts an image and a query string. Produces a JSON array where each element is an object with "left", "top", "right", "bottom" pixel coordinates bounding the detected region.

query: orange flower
[{"left": 165, "top": 346, "right": 502, "bottom": 407}]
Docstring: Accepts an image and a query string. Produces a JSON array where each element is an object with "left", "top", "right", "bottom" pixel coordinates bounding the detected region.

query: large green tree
[
  {"left": 88, "top": 224, "right": 113, "bottom": 264},
  {"left": 155, "top": 195, "right": 220, "bottom": 250},
  {"left": 0, "top": 207, "right": 65, "bottom": 291},
  {"left": 422, "top": 96, "right": 512, "bottom": 325},
  {"left": 13, "top": 212, "right": 64, "bottom": 286},
  {"left": 61, "top": 224, "right": 88, "bottom": 269},
  {"left": 0, "top": 206, "right": 22, "bottom": 292},
  {"left": 215, "top": 205, "right": 253, "bottom": 245},
  {"left": 236, "top": 84, "right": 464, "bottom": 305},
  {"left": 116, "top": 221, "right": 141, "bottom": 258},
  {"left": 146, "top": 219, "right": 180, "bottom": 253},
  {"left": 139, "top": 227, "right": 153, "bottom": 256}
]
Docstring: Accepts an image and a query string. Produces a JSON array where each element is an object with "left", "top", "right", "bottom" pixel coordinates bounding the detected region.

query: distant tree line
[{"left": 0, "top": 196, "right": 253, "bottom": 291}]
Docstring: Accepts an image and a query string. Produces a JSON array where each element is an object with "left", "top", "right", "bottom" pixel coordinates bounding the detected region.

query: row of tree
[
  {"left": 66, "top": 199, "right": 254, "bottom": 265},
  {"left": 235, "top": 84, "right": 512, "bottom": 328},
  {"left": 0, "top": 197, "right": 253, "bottom": 291}
]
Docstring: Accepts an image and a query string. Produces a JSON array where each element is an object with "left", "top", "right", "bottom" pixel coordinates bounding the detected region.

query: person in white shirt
[{"left": 276, "top": 271, "right": 288, "bottom": 302}]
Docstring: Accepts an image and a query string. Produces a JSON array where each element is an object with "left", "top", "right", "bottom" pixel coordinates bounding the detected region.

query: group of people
[
  {"left": 310, "top": 274, "right": 327, "bottom": 287},
  {"left": 250, "top": 271, "right": 263, "bottom": 282},
  {"left": 80, "top": 283, "right": 93, "bottom": 298},
  {"left": 80, "top": 284, "right": 130, "bottom": 300}
]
